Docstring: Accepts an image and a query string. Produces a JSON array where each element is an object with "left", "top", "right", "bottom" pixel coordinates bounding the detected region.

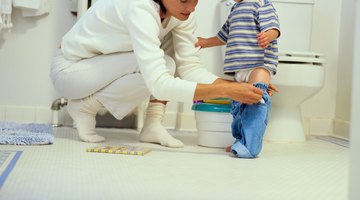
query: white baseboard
[
  {"left": 333, "top": 118, "right": 350, "bottom": 139},
  {"left": 175, "top": 111, "right": 197, "bottom": 132},
  {"left": 0, "top": 104, "right": 195, "bottom": 129},
  {"left": 305, "top": 117, "right": 350, "bottom": 140},
  {"left": 0, "top": 105, "right": 52, "bottom": 124},
  {"left": 1, "top": 104, "right": 350, "bottom": 140},
  {"left": 305, "top": 117, "right": 333, "bottom": 136},
  {"left": 163, "top": 111, "right": 178, "bottom": 129}
]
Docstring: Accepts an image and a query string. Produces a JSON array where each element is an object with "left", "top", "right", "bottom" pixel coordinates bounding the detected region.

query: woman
[{"left": 51, "top": 0, "right": 271, "bottom": 148}]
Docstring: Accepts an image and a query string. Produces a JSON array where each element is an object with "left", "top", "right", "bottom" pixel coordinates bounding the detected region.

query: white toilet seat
[{"left": 279, "top": 51, "right": 326, "bottom": 65}]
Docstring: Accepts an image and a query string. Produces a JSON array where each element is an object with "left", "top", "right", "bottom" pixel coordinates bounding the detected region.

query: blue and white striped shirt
[{"left": 217, "top": 0, "right": 280, "bottom": 75}]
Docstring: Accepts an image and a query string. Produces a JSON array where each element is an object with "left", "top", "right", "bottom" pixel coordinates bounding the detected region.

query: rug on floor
[{"left": 0, "top": 121, "right": 54, "bottom": 145}]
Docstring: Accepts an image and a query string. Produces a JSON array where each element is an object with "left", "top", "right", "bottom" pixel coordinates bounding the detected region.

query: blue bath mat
[{"left": 0, "top": 121, "right": 54, "bottom": 145}]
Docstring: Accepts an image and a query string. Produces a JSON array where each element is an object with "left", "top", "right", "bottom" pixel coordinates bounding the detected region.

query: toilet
[
  {"left": 219, "top": 0, "right": 326, "bottom": 142},
  {"left": 265, "top": 0, "right": 326, "bottom": 142},
  {"left": 265, "top": 52, "right": 325, "bottom": 142}
]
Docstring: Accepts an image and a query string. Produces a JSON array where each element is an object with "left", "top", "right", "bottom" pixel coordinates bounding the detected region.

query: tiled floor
[{"left": 0, "top": 127, "right": 349, "bottom": 200}]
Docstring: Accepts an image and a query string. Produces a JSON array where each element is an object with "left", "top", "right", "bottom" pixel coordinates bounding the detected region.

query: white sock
[
  {"left": 139, "top": 103, "right": 184, "bottom": 148},
  {"left": 67, "top": 95, "right": 105, "bottom": 143}
]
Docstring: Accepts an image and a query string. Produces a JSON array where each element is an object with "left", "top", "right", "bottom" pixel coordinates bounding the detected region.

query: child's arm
[
  {"left": 257, "top": 29, "right": 280, "bottom": 48},
  {"left": 195, "top": 36, "right": 226, "bottom": 49}
]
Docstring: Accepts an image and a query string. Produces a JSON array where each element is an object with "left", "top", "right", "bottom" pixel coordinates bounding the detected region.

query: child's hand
[
  {"left": 257, "top": 32, "right": 272, "bottom": 48},
  {"left": 195, "top": 36, "right": 225, "bottom": 48},
  {"left": 195, "top": 37, "right": 207, "bottom": 48},
  {"left": 257, "top": 29, "right": 280, "bottom": 48}
]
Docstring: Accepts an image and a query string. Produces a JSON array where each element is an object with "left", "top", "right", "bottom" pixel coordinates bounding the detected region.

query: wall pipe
[{"left": 51, "top": 98, "right": 68, "bottom": 127}]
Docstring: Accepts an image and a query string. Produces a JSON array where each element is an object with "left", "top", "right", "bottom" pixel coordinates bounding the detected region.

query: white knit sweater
[{"left": 61, "top": 0, "right": 218, "bottom": 102}]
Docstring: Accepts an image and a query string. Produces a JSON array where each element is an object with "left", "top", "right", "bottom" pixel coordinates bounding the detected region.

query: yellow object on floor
[{"left": 87, "top": 145, "right": 151, "bottom": 156}]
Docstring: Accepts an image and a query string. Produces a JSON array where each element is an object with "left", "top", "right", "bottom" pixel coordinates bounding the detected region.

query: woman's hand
[
  {"left": 194, "top": 79, "right": 275, "bottom": 104},
  {"left": 194, "top": 79, "right": 263, "bottom": 104},
  {"left": 226, "top": 82, "right": 264, "bottom": 104},
  {"left": 212, "top": 79, "right": 264, "bottom": 104}
]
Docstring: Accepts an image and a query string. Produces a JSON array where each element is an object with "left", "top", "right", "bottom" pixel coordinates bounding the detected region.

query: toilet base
[{"left": 265, "top": 105, "right": 306, "bottom": 142}]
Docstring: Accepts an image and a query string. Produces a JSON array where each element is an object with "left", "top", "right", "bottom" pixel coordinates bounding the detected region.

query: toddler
[{"left": 195, "top": 0, "right": 280, "bottom": 158}]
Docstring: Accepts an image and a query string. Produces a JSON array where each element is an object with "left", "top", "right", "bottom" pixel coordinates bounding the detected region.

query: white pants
[{"left": 50, "top": 49, "right": 176, "bottom": 120}]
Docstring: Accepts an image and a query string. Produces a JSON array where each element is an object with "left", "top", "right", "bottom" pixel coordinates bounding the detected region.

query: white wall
[
  {"left": 333, "top": 0, "right": 356, "bottom": 139},
  {"left": 0, "top": 1, "right": 76, "bottom": 123},
  {"left": 349, "top": 1, "right": 360, "bottom": 198},
  {"left": 195, "top": 1, "right": 226, "bottom": 78},
  {"left": 300, "top": 0, "right": 342, "bottom": 136},
  {"left": 170, "top": 1, "right": 229, "bottom": 131},
  {"left": 303, "top": 0, "right": 354, "bottom": 139}
]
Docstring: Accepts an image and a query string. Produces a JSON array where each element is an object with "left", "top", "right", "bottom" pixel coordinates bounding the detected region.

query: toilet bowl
[{"left": 265, "top": 51, "right": 325, "bottom": 142}]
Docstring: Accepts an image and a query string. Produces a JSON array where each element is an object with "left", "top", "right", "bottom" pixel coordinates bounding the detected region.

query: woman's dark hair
[{"left": 153, "top": 0, "right": 166, "bottom": 14}]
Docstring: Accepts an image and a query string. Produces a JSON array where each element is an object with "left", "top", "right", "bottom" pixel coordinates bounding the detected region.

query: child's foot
[
  {"left": 230, "top": 141, "right": 254, "bottom": 158},
  {"left": 225, "top": 145, "right": 231, "bottom": 152}
]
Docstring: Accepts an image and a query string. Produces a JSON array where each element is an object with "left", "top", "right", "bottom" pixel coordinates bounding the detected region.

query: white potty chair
[{"left": 192, "top": 102, "right": 234, "bottom": 148}]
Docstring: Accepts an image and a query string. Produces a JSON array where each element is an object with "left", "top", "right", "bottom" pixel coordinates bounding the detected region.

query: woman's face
[{"left": 162, "top": 0, "right": 199, "bottom": 21}]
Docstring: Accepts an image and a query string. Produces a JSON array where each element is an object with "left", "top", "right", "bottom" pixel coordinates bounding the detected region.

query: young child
[{"left": 195, "top": 0, "right": 280, "bottom": 158}]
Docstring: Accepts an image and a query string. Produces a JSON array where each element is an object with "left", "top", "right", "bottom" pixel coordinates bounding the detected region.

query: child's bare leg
[{"left": 248, "top": 68, "right": 271, "bottom": 85}]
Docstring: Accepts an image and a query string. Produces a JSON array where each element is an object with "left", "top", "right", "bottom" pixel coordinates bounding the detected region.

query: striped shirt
[{"left": 217, "top": 0, "right": 280, "bottom": 75}]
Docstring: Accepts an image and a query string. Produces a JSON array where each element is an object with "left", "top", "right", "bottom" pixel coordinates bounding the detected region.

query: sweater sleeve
[
  {"left": 124, "top": 2, "right": 197, "bottom": 102},
  {"left": 171, "top": 14, "right": 218, "bottom": 84},
  {"left": 217, "top": 16, "right": 230, "bottom": 43},
  {"left": 258, "top": 2, "right": 280, "bottom": 34}
]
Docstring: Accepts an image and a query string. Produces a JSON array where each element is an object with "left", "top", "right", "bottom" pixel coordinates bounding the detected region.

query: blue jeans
[{"left": 230, "top": 82, "right": 270, "bottom": 158}]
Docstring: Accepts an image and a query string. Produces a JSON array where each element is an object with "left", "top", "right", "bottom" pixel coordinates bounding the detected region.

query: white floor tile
[{"left": 0, "top": 127, "right": 349, "bottom": 200}]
